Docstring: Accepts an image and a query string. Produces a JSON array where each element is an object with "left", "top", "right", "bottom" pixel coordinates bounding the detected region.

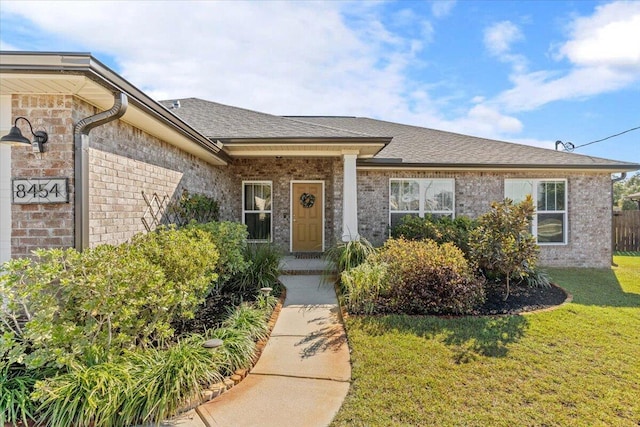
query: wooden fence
[{"left": 613, "top": 210, "right": 640, "bottom": 252}]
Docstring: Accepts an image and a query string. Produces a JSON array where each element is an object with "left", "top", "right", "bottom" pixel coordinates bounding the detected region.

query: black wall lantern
[{"left": 0, "top": 117, "right": 48, "bottom": 153}]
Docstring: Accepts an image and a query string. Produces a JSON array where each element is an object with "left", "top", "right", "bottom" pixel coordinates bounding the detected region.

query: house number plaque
[{"left": 12, "top": 178, "right": 69, "bottom": 204}]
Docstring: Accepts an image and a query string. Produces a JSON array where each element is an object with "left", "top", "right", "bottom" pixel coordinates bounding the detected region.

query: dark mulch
[
  {"left": 172, "top": 284, "right": 284, "bottom": 336},
  {"left": 475, "top": 281, "right": 569, "bottom": 316}
]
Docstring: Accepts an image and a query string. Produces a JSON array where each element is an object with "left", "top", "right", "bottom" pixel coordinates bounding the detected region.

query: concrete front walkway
[{"left": 171, "top": 257, "right": 351, "bottom": 427}]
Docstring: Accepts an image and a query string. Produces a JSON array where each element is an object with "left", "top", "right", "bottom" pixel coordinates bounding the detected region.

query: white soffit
[{"left": 0, "top": 73, "right": 226, "bottom": 166}]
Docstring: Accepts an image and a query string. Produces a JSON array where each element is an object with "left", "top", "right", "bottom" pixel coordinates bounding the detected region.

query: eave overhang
[
  {"left": 357, "top": 159, "right": 640, "bottom": 173},
  {"left": 219, "top": 137, "right": 391, "bottom": 158},
  {"left": 0, "top": 51, "right": 229, "bottom": 166}
]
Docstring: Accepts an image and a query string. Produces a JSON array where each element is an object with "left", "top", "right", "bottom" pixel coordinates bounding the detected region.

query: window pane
[
  {"left": 390, "top": 212, "right": 419, "bottom": 229},
  {"left": 245, "top": 212, "right": 271, "bottom": 240},
  {"left": 389, "top": 181, "right": 400, "bottom": 211},
  {"left": 244, "top": 184, "right": 254, "bottom": 210},
  {"left": 424, "top": 180, "right": 453, "bottom": 212},
  {"left": 244, "top": 183, "right": 271, "bottom": 211},
  {"left": 391, "top": 180, "right": 420, "bottom": 211},
  {"left": 505, "top": 180, "right": 533, "bottom": 203},
  {"left": 537, "top": 181, "right": 565, "bottom": 211},
  {"left": 537, "top": 213, "right": 564, "bottom": 243}
]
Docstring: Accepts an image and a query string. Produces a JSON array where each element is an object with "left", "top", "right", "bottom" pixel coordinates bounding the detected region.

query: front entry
[{"left": 291, "top": 181, "right": 324, "bottom": 252}]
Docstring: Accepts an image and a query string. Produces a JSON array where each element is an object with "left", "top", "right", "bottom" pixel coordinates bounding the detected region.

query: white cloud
[
  {"left": 484, "top": 21, "right": 523, "bottom": 56},
  {"left": 483, "top": 21, "right": 527, "bottom": 73},
  {"left": 494, "top": 1, "right": 640, "bottom": 112},
  {"left": 431, "top": 0, "right": 457, "bottom": 19},
  {"left": 1, "top": 1, "right": 422, "bottom": 117},
  {"left": 558, "top": 1, "right": 640, "bottom": 69}
]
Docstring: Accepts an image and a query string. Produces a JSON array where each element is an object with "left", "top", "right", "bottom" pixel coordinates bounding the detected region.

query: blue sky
[{"left": 1, "top": 0, "right": 639, "bottom": 165}]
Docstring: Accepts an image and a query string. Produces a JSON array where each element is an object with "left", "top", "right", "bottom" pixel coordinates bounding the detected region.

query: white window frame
[
  {"left": 389, "top": 178, "right": 455, "bottom": 228},
  {"left": 242, "top": 180, "right": 273, "bottom": 243},
  {"left": 504, "top": 178, "right": 568, "bottom": 245}
]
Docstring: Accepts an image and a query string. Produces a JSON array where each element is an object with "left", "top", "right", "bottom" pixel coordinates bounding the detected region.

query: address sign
[{"left": 12, "top": 178, "right": 69, "bottom": 204}]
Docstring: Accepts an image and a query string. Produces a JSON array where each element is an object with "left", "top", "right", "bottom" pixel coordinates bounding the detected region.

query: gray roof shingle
[
  {"left": 159, "top": 98, "right": 638, "bottom": 170},
  {"left": 159, "top": 98, "right": 372, "bottom": 139},
  {"left": 290, "top": 116, "right": 639, "bottom": 169}
]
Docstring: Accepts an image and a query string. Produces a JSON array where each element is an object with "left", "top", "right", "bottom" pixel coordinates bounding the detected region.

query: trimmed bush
[
  {"left": 377, "top": 238, "right": 485, "bottom": 315},
  {"left": 391, "top": 214, "right": 477, "bottom": 256},
  {"left": 189, "top": 221, "right": 250, "bottom": 288},
  {"left": 0, "top": 226, "right": 219, "bottom": 371}
]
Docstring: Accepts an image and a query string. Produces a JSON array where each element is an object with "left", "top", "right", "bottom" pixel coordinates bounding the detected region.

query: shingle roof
[
  {"left": 159, "top": 97, "right": 638, "bottom": 170},
  {"left": 289, "top": 116, "right": 639, "bottom": 169},
  {"left": 159, "top": 98, "right": 372, "bottom": 139}
]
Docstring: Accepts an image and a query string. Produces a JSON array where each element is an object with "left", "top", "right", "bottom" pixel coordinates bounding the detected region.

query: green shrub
[
  {"left": 378, "top": 238, "right": 485, "bottom": 315},
  {"left": 223, "top": 243, "right": 282, "bottom": 294},
  {"left": 0, "top": 227, "right": 220, "bottom": 371},
  {"left": 189, "top": 221, "right": 250, "bottom": 288},
  {"left": 469, "top": 197, "right": 539, "bottom": 300},
  {"left": 167, "top": 190, "right": 219, "bottom": 226},
  {"left": 391, "top": 214, "right": 477, "bottom": 256},
  {"left": 340, "top": 261, "right": 389, "bottom": 314},
  {"left": 131, "top": 226, "right": 220, "bottom": 313},
  {"left": 325, "top": 237, "right": 376, "bottom": 275}
]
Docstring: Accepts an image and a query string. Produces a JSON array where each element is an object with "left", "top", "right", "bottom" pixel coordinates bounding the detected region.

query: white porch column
[{"left": 342, "top": 152, "right": 359, "bottom": 241}]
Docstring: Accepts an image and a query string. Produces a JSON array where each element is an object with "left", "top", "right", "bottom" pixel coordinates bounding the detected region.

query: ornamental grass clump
[
  {"left": 340, "top": 261, "right": 390, "bottom": 315},
  {"left": 325, "top": 236, "right": 376, "bottom": 275},
  {"left": 0, "top": 366, "right": 39, "bottom": 426},
  {"left": 378, "top": 238, "right": 485, "bottom": 315},
  {"left": 222, "top": 243, "right": 282, "bottom": 294}
]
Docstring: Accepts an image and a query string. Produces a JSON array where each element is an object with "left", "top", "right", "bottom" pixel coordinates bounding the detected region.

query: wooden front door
[{"left": 291, "top": 182, "right": 324, "bottom": 252}]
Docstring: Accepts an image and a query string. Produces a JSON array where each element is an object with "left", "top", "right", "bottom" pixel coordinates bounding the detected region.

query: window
[
  {"left": 243, "top": 181, "right": 272, "bottom": 241},
  {"left": 505, "top": 179, "right": 567, "bottom": 244},
  {"left": 389, "top": 179, "right": 454, "bottom": 228}
]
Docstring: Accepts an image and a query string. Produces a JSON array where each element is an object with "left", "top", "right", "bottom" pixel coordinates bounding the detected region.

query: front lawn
[{"left": 332, "top": 255, "right": 640, "bottom": 426}]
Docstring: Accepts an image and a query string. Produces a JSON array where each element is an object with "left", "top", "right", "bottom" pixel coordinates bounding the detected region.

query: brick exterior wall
[
  {"left": 75, "top": 98, "right": 234, "bottom": 247},
  {"left": 357, "top": 169, "right": 613, "bottom": 268},
  {"left": 6, "top": 93, "right": 614, "bottom": 268},
  {"left": 8, "top": 94, "right": 234, "bottom": 255},
  {"left": 229, "top": 158, "right": 342, "bottom": 252},
  {"left": 10, "top": 95, "right": 75, "bottom": 258}
]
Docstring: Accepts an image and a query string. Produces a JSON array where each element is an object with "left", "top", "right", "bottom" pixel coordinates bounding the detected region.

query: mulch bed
[{"left": 474, "top": 281, "right": 569, "bottom": 315}]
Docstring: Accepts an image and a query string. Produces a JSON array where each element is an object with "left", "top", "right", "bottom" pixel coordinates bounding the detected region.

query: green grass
[{"left": 332, "top": 255, "right": 640, "bottom": 427}]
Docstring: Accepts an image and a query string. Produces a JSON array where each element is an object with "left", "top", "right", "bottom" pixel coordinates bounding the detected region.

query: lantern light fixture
[{"left": 0, "top": 116, "right": 48, "bottom": 153}]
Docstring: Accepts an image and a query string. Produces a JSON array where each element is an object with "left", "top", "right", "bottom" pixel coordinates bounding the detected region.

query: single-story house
[
  {"left": 1, "top": 51, "right": 638, "bottom": 268},
  {"left": 625, "top": 192, "right": 640, "bottom": 209}
]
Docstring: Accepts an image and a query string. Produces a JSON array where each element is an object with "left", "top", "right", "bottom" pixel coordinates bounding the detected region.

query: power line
[
  {"left": 573, "top": 125, "right": 640, "bottom": 149},
  {"left": 556, "top": 125, "right": 640, "bottom": 151}
]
